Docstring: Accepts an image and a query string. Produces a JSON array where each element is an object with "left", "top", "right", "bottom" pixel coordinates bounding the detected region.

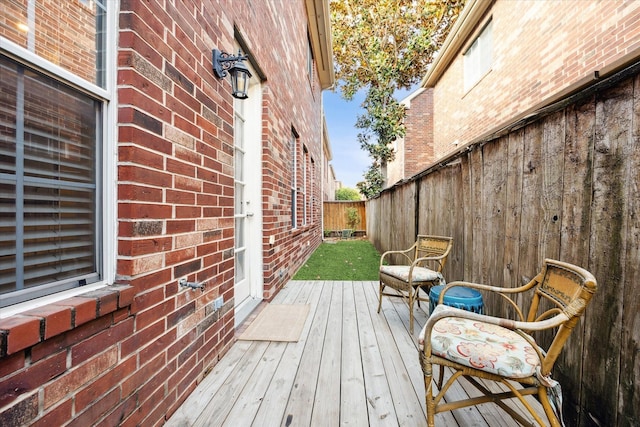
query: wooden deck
[{"left": 167, "top": 281, "right": 544, "bottom": 426}]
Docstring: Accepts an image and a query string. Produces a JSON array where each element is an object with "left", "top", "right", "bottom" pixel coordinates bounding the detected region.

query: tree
[
  {"left": 331, "top": 0, "right": 464, "bottom": 197},
  {"left": 356, "top": 163, "right": 385, "bottom": 199},
  {"left": 335, "top": 187, "right": 362, "bottom": 200}
]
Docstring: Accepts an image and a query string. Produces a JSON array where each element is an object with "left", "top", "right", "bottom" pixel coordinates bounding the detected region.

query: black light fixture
[{"left": 212, "top": 49, "right": 252, "bottom": 99}]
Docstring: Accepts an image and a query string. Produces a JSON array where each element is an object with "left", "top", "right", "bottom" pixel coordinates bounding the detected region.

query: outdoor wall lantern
[{"left": 212, "top": 49, "right": 252, "bottom": 99}]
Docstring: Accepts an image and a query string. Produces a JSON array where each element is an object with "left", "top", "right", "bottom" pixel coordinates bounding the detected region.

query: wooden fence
[
  {"left": 367, "top": 63, "right": 640, "bottom": 426},
  {"left": 323, "top": 201, "right": 366, "bottom": 236}
]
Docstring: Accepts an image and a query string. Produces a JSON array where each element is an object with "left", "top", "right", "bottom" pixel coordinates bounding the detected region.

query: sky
[
  {"left": 322, "top": 90, "right": 368, "bottom": 189},
  {"left": 322, "top": 86, "right": 417, "bottom": 189}
]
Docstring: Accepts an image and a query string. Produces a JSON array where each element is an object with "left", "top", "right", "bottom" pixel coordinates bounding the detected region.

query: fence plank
[
  {"left": 619, "top": 73, "right": 640, "bottom": 425},
  {"left": 503, "top": 128, "right": 524, "bottom": 292},
  {"left": 557, "top": 97, "right": 595, "bottom": 427},
  {"left": 481, "top": 138, "right": 507, "bottom": 316},
  {"left": 580, "top": 78, "right": 633, "bottom": 426}
]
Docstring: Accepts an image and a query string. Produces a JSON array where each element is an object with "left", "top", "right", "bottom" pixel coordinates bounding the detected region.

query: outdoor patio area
[{"left": 167, "top": 280, "right": 545, "bottom": 426}]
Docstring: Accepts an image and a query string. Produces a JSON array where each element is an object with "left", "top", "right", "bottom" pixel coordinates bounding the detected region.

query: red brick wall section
[
  {"left": 0, "top": 286, "right": 133, "bottom": 426},
  {"left": 403, "top": 89, "right": 435, "bottom": 178},
  {"left": 432, "top": 0, "right": 640, "bottom": 158},
  {"left": 0, "top": 0, "right": 326, "bottom": 426}
]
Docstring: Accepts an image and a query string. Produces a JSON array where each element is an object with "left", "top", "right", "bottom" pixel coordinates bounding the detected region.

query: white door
[{"left": 233, "top": 69, "right": 263, "bottom": 326}]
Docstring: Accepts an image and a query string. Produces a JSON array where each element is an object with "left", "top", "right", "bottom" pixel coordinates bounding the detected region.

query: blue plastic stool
[{"left": 429, "top": 285, "right": 484, "bottom": 315}]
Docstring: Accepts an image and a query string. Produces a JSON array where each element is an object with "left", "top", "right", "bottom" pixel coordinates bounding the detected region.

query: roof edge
[
  {"left": 306, "top": 0, "right": 335, "bottom": 89},
  {"left": 421, "top": 0, "right": 491, "bottom": 88}
]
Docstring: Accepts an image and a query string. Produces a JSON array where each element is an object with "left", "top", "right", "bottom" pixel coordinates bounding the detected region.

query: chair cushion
[
  {"left": 380, "top": 265, "right": 444, "bottom": 284},
  {"left": 428, "top": 307, "right": 541, "bottom": 378}
]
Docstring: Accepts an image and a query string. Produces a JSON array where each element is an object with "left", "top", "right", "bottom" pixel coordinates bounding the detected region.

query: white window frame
[
  {"left": 0, "top": 3, "right": 117, "bottom": 317},
  {"left": 291, "top": 131, "right": 298, "bottom": 229},
  {"left": 464, "top": 18, "right": 493, "bottom": 92},
  {"left": 302, "top": 146, "right": 309, "bottom": 226}
]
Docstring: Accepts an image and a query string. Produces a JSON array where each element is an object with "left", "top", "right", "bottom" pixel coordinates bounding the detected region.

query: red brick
[
  {"left": 127, "top": 269, "right": 172, "bottom": 294},
  {"left": 164, "top": 387, "right": 192, "bottom": 425},
  {"left": 118, "top": 126, "right": 172, "bottom": 154},
  {"left": 118, "top": 236, "right": 172, "bottom": 256},
  {"left": 118, "top": 183, "right": 164, "bottom": 203},
  {"left": 75, "top": 355, "right": 136, "bottom": 411},
  {"left": 30, "top": 315, "right": 112, "bottom": 363},
  {"left": 71, "top": 317, "right": 135, "bottom": 366},
  {"left": 175, "top": 205, "right": 201, "bottom": 218},
  {"left": 66, "top": 387, "right": 120, "bottom": 427},
  {"left": 120, "top": 320, "right": 165, "bottom": 357},
  {"left": 138, "top": 328, "right": 176, "bottom": 369},
  {"left": 0, "top": 351, "right": 66, "bottom": 407},
  {"left": 131, "top": 287, "right": 164, "bottom": 315},
  {"left": 44, "top": 348, "right": 118, "bottom": 409},
  {"left": 54, "top": 297, "right": 98, "bottom": 327},
  {"left": 141, "top": 364, "right": 176, "bottom": 404},
  {"left": 30, "top": 399, "right": 73, "bottom": 427},
  {"left": 172, "top": 357, "right": 201, "bottom": 397},
  {"left": 166, "top": 189, "right": 196, "bottom": 205},
  {"left": 166, "top": 219, "right": 196, "bottom": 234},
  {"left": 23, "top": 305, "right": 72, "bottom": 340},
  {"left": 120, "top": 386, "right": 165, "bottom": 427},
  {"left": 166, "top": 94, "right": 195, "bottom": 122},
  {"left": 0, "top": 391, "right": 38, "bottom": 426},
  {"left": 167, "top": 346, "right": 198, "bottom": 391},
  {"left": 0, "top": 352, "right": 25, "bottom": 379},
  {"left": 92, "top": 392, "right": 138, "bottom": 427},
  {"left": 145, "top": 388, "right": 179, "bottom": 427},
  {"left": 121, "top": 353, "right": 165, "bottom": 398},
  {"left": 0, "top": 316, "right": 42, "bottom": 355},
  {"left": 165, "top": 247, "right": 196, "bottom": 266},
  {"left": 95, "top": 291, "right": 118, "bottom": 316},
  {"left": 113, "top": 307, "right": 131, "bottom": 324},
  {"left": 135, "top": 299, "right": 174, "bottom": 331},
  {"left": 117, "top": 31, "right": 166, "bottom": 69},
  {"left": 118, "top": 202, "right": 174, "bottom": 220},
  {"left": 114, "top": 284, "right": 135, "bottom": 308},
  {"left": 118, "top": 145, "right": 164, "bottom": 170}
]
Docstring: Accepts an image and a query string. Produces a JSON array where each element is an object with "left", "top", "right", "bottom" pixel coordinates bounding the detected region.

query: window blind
[{"left": 0, "top": 55, "right": 100, "bottom": 305}]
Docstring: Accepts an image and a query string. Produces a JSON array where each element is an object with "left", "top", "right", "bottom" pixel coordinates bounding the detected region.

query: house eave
[
  {"left": 421, "top": 0, "right": 492, "bottom": 88},
  {"left": 307, "top": 0, "right": 335, "bottom": 89}
]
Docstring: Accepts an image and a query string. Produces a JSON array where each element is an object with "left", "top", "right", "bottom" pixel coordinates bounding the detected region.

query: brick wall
[
  {"left": 432, "top": 0, "right": 640, "bottom": 157},
  {"left": 386, "top": 88, "right": 435, "bottom": 186},
  {"left": 403, "top": 88, "right": 434, "bottom": 178},
  {"left": 0, "top": 0, "right": 327, "bottom": 425}
]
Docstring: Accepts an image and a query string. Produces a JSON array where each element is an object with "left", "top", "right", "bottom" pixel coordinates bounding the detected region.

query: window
[
  {"left": 307, "top": 34, "right": 314, "bottom": 83},
  {"left": 302, "top": 147, "right": 308, "bottom": 226},
  {"left": 290, "top": 130, "right": 298, "bottom": 229},
  {"left": 0, "top": 0, "right": 107, "bottom": 88},
  {"left": 0, "top": 1, "right": 110, "bottom": 308},
  {"left": 464, "top": 19, "right": 493, "bottom": 91},
  {"left": 309, "top": 157, "right": 315, "bottom": 224}
]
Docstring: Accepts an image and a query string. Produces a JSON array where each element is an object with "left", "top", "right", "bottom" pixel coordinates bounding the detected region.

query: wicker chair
[
  {"left": 419, "top": 259, "right": 597, "bottom": 427},
  {"left": 378, "top": 235, "right": 453, "bottom": 334}
]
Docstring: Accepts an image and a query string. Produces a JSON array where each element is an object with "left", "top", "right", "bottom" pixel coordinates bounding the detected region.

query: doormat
[{"left": 238, "top": 304, "right": 310, "bottom": 342}]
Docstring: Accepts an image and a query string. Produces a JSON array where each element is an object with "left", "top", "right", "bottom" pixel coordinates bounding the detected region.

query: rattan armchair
[
  {"left": 378, "top": 235, "right": 453, "bottom": 334},
  {"left": 419, "top": 259, "right": 597, "bottom": 427}
]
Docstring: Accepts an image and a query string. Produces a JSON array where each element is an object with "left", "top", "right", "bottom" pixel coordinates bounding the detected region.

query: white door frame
[{"left": 233, "top": 71, "right": 263, "bottom": 327}]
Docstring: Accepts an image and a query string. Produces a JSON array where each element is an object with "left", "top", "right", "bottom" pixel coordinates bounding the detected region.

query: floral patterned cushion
[
  {"left": 380, "top": 265, "right": 445, "bottom": 284},
  {"left": 426, "top": 306, "right": 541, "bottom": 378}
]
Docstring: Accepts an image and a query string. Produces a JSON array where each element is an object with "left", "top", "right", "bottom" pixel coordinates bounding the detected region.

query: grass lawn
[{"left": 292, "top": 239, "right": 381, "bottom": 280}]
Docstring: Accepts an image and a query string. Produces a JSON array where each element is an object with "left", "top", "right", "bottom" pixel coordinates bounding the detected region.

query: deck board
[{"left": 166, "top": 281, "right": 545, "bottom": 427}]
